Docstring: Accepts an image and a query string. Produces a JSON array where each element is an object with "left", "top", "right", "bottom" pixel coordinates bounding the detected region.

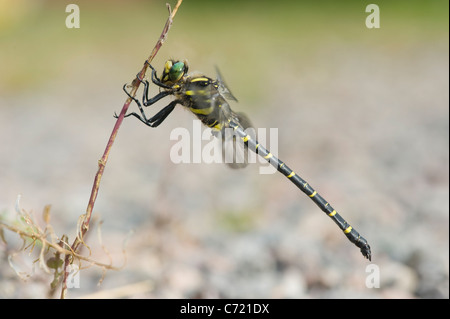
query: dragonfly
[{"left": 119, "top": 59, "right": 372, "bottom": 261}]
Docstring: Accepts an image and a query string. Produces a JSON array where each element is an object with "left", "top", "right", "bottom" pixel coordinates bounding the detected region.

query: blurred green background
[{"left": 0, "top": 0, "right": 448, "bottom": 298}]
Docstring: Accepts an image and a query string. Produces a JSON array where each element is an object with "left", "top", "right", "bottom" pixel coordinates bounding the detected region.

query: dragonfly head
[{"left": 161, "top": 59, "right": 188, "bottom": 86}]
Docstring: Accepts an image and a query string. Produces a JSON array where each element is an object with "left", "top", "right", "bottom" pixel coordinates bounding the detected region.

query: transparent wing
[
  {"left": 221, "top": 111, "right": 257, "bottom": 169},
  {"left": 210, "top": 69, "right": 256, "bottom": 169},
  {"left": 215, "top": 66, "right": 238, "bottom": 102},
  {"left": 188, "top": 68, "right": 256, "bottom": 169}
]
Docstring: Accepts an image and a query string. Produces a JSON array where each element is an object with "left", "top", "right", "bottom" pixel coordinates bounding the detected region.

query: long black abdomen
[{"left": 228, "top": 119, "right": 372, "bottom": 260}]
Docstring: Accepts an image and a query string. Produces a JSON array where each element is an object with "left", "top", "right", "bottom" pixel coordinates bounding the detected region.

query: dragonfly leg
[
  {"left": 140, "top": 79, "right": 172, "bottom": 106},
  {"left": 116, "top": 83, "right": 150, "bottom": 124},
  {"left": 122, "top": 83, "right": 140, "bottom": 106},
  {"left": 118, "top": 77, "right": 172, "bottom": 121},
  {"left": 121, "top": 100, "right": 179, "bottom": 128},
  {"left": 143, "top": 61, "right": 172, "bottom": 89}
]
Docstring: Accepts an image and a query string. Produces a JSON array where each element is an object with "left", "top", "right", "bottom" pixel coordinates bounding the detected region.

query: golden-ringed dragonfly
[{"left": 119, "top": 59, "right": 372, "bottom": 261}]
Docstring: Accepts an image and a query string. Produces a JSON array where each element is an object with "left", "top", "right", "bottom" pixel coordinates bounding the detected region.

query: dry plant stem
[
  {"left": 0, "top": 222, "right": 120, "bottom": 269},
  {"left": 60, "top": 0, "right": 183, "bottom": 299}
]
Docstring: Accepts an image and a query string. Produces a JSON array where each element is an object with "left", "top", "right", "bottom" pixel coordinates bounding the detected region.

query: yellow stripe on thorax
[
  {"left": 190, "top": 77, "right": 210, "bottom": 83},
  {"left": 185, "top": 89, "right": 207, "bottom": 96},
  {"left": 190, "top": 105, "right": 214, "bottom": 115}
]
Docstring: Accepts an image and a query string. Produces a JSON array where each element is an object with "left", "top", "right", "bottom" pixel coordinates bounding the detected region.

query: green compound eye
[{"left": 169, "top": 61, "right": 185, "bottom": 82}]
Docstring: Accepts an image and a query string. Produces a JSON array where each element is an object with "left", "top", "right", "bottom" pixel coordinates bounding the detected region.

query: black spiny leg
[
  {"left": 136, "top": 74, "right": 172, "bottom": 107},
  {"left": 118, "top": 83, "right": 149, "bottom": 124},
  {"left": 127, "top": 100, "right": 179, "bottom": 128},
  {"left": 117, "top": 78, "right": 179, "bottom": 128},
  {"left": 146, "top": 62, "right": 172, "bottom": 89}
]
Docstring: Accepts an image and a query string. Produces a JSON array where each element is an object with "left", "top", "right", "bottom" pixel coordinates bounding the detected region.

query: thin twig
[{"left": 60, "top": 0, "right": 183, "bottom": 299}]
